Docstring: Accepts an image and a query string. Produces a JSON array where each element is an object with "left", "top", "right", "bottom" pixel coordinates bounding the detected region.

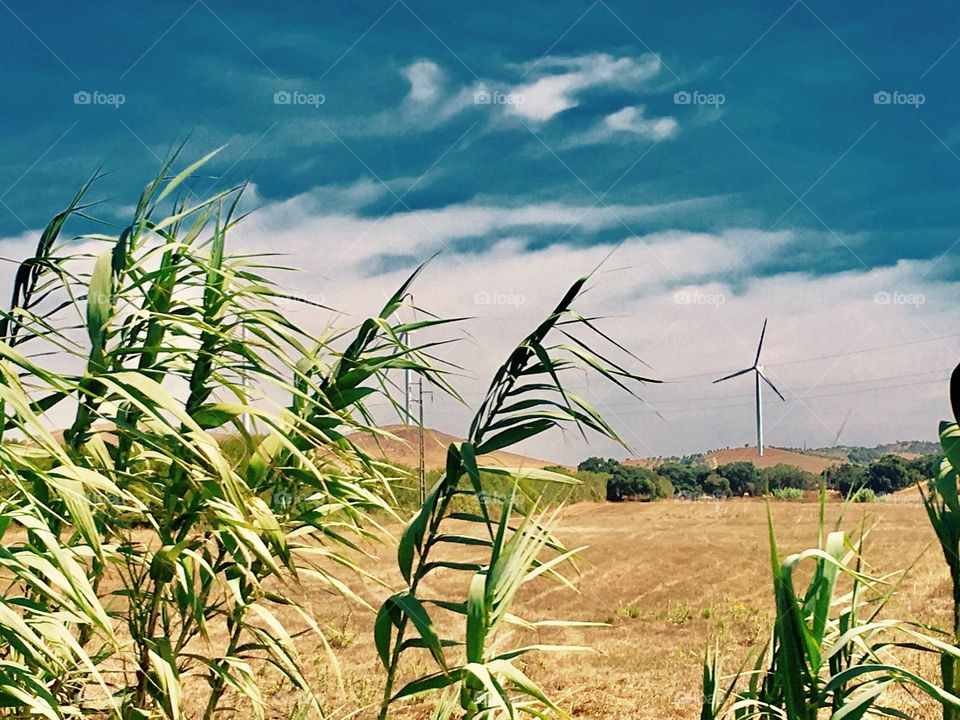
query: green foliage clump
[
  {"left": 865, "top": 454, "right": 916, "bottom": 494},
  {"left": 701, "top": 472, "right": 732, "bottom": 498},
  {"left": 717, "top": 461, "right": 761, "bottom": 495},
  {"left": 852, "top": 487, "right": 875, "bottom": 503},
  {"left": 703, "top": 490, "right": 960, "bottom": 719},
  {"left": 760, "top": 463, "right": 817, "bottom": 491},
  {"left": 577, "top": 456, "right": 621, "bottom": 473},
  {"left": 606, "top": 464, "right": 671, "bottom": 502},
  {"left": 825, "top": 454, "right": 930, "bottom": 496},
  {"left": 824, "top": 462, "right": 868, "bottom": 495},
  {"left": 656, "top": 462, "right": 699, "bottom": 496},
  {"left": 771, "top": 487, "right": 804, "bottom": 501}
]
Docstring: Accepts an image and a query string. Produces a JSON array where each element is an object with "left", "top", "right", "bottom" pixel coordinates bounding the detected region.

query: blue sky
[{"left": 2, "top": 1, "right": 960, "bottom": 460}]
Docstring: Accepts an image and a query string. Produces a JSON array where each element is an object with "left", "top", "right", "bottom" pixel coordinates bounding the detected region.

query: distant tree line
[
  {"left": 579, "top": 452, "right": 942, "bottom": 502},
  {"left": 823, "top": 453, "right": 940, "bottom": 496}
]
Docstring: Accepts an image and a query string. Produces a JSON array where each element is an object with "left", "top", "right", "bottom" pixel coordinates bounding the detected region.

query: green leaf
[
  {"left": 86, "top": 249, "right": 114, "bottom": 365},
  {"left": 392, "top": 593, "right": 447, "bottom": 671},
  {"left": 466, "top": 573, "right": 488, "bottom": 664}
]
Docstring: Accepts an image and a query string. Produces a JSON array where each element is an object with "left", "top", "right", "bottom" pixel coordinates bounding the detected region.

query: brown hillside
[
  {"left": 622, "top": 457, "right": 655, "bottom": 469},
  {"left": 705, "top": 446, "right": 838, "bottom": 474},
  {"left": 346, "top": 424, "right": 565, "bottom": 471}
]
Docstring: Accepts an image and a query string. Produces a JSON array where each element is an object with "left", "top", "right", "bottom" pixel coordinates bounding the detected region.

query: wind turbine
[{"left": 713, "top": 319, "right": 785, "bottom": 456}]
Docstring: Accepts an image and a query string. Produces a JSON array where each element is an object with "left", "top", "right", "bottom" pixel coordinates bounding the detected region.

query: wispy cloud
[
  {"left": 564, "top": 105, "right": 678, "bottom": 147},
  {"left": 317, "top": 53, "right": 672, "bottom": 141},
  {"left": 507, "top": 53, "right": 664, "bottom": 122}
]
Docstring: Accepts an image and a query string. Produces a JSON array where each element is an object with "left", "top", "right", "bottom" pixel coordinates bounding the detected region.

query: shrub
[
  {"left": 606, "top": 464, "right": 664, "bottom": 501},
  {"left": 718, "top": 461, "right": 760, "bottom": 495},
  {"left": 824, "top": 462, "right": 868, "bottom": 494},
  {"left": 761, "top": 463, "right": 818, "bottom": 491},
  {"left": 702, "top": 472, "right": 732, "bottom": 498},
  {"left": 771, "top": 487, "right": 804, "bottom": 501},
  {"left": 852, "top": 487, "right": 875, "bottom": 503},
  {"left": 655, "top": 475, "right": 675, "bottom": 498},
  {"left": 907, "top": 452, "right": 942, "bottom": 481},
  {"left": 655, "top": 461, "right": 699, "bottom": 495},
  {"left": 866, "top": 453, "right": 916, "bottom": 494}
]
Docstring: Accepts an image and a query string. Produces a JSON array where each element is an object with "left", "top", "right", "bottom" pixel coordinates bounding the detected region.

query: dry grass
[{"left": 225, "top": 495, "right": 950, "bottom": 719}]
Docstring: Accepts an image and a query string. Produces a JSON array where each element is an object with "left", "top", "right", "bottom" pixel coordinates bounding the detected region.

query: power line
[
  {"left": 600, "top": 374, "right": 950, "bottom": 417},
  {"left": 369, "top": 367, "right": 954, "bottom": 417},
  {"left": 598, "top": 367, "right": 953, "bottom": 409},
  {"left": 664, "top": 332, "right": 960, "bottom": 382}
]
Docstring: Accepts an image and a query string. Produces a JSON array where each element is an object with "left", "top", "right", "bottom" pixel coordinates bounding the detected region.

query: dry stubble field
[{"left": 227, "top": 493, "right": 951, "bottom": 720}]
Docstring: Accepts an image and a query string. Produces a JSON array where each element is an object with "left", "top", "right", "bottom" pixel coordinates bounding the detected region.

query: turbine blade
[
  {"left": 834, "top": 408, "right": 853, "bottom": 445},
  {"left": 754, "top": 318, "right": 768, "bottom": 367},
  {"left": 713, "top": 367, "right": 753, "bottom": 384},
  {"left": 758, "top": 368, "right": 785, "bottom": 401}
]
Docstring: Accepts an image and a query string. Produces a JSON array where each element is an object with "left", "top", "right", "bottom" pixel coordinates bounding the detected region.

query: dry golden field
[{"left": 230, "top": 494, "right": 953, "bottom": 720}]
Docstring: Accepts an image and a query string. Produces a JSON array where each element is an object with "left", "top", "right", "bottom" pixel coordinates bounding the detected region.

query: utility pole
[
  {"left": 411, "top": 379, "right": 433, "bottom": 503},
  {"left": 401, "top": 330, "right": 411, "bottom": 424}
]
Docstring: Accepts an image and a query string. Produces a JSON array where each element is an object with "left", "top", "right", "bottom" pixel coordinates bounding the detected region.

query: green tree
[
  {"left": 718, "top": 461, "right": 761, "bottom": 495},
  {"left": 824, "top": 463, "right": 869, "bottom": 495},
  {"left": 702, "top": 473, "right": 732, "bottom": 498},
  {"left": 866, "top": 454, "right": 915, "bottom": 494},
  {"left": 656, "top": 462, "right": 699, "bottom": 496},
  {"left": 606, "top": 465, "right": 662, "bottom": 501},
  {"left": 907, "top": 453, "right": 942, "bottom": 481},
  {"left": 578, "top": 456, "right": 621, "bottom": 473},
  {"left": 761, "top": 464, "right": 817, "bottom": 491}
]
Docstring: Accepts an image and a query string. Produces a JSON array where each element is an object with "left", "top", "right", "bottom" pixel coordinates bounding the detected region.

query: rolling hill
[
  {"left": 345, "top": 424, "right": 564, "bottom": 471},
  {"left": 703, "top": 446, "right": 839, "bottom": 474}
]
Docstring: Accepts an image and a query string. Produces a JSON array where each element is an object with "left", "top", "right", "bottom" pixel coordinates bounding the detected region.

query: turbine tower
[{"left": 713, "top": 319, "right": 785, "bottom": 456}]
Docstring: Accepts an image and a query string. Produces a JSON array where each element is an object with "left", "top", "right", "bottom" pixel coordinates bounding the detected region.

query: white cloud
[
  {"left": 507, "top": 54, "right": 664, "bottom": 122},
  {"left": 402, "top": 59, "right": 444, "bottom": 105},
  {"left": 224, "top": 189, "right": 960, "bottom": 463},
  {"left": 564, "top": 105, "right": 678, "bottom": 147},
  {"left": 310, "top": 54, "right": 672, "bottom": 141},
  {"left": 232, "top": 192, "right": 721, "bottom": 273},
  {"left": 605, "top": 106, "right": 677, "bottom": 139},
  {"left": 3, "top": 184, "right": 954, "bottom": 465}
]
